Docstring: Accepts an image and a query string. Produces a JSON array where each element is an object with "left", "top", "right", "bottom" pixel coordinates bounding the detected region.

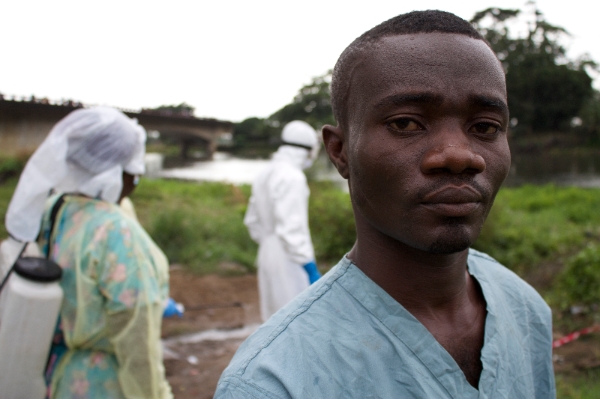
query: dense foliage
[
  {"left": 232, "top": 71, "right": 334, "bottom": 154},
  {"left": 308, "top": 181, "right": 355, "bottom": 264},
  {"left": 471, "top": 6, "right": 595, "bottom": 134},
  {"left": 142, "top": 102, "right": 195, "bottom": 117},
  {"left": 132, "top": 180, "right": 255, "bottom": 274},
  {"left": 268, "top": 71, "right": 334, "bottom": 129},
  {"left": 553, "top": 244, "right": 600, "bottom": 308},
  {"left": 474, "top": 185, "right": 600, "bottom": 278}
]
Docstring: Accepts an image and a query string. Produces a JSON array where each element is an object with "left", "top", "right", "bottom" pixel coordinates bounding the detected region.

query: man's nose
[{"left": 420, "top": 134, "right": 486, "bottom": 175}]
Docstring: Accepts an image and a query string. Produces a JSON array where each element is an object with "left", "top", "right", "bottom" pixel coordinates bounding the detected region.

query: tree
[
  {"left": 577, "top": 90, "right": 600, "bottom": 143},
  {"left": 268, "top": 71, "right": 335, "bottom": 129},
  {"left": 142, "top": 102, "right": 195, "bottom": 117},
  {"left": 471, "top": 6, "right": 595, "bottom": 134},
  {"left": 233, "top": 117, "right": 278, "bottom": 146},
  {"left": 232, "top": 72, "right": 334, "bottom": 150}
]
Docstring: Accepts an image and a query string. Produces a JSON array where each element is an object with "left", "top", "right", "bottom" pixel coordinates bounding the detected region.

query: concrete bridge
[{"left": 0, "top": 97, "right": 234, "bottom": 159}]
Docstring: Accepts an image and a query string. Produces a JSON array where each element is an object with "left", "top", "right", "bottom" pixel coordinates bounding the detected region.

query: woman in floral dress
[{"left": 5, "top": 107, "right": 173, "bottom": 399}]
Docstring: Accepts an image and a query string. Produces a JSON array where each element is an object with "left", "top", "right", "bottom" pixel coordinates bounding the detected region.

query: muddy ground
[
  {"left": 162, "top": 268, "right": 260, "bottom": 399},
  {"left": 162, "top": 267, "right": 600, "bottom": 399}
]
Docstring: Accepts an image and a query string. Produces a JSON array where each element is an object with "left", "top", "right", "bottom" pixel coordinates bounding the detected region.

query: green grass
[
  {"left": 475, "top": 185, "right": 600, "bottom": 277},
  {"left": 131, "top": 179, "right": 256, "bottom": 274},
  {"left": 556, "top": 369, "right": 600, "bottom": 399}
]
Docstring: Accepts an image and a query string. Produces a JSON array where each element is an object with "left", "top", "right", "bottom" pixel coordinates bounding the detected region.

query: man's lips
[{"left": 421, "top": 185, "right": 483, "bottom": 217}]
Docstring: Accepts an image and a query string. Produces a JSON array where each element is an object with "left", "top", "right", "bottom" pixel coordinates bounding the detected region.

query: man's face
[{"left": 336, "top": 33, "right": 510, "bottom": 254}]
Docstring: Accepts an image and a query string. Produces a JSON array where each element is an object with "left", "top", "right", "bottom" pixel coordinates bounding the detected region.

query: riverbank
[{"left": 1, "top": 177, "right": 599, "bottom": 397}]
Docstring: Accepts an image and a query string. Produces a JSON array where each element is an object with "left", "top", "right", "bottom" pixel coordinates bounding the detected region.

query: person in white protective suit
[{"left": 244, "top": 120, "right": 322, "bottom": 322}]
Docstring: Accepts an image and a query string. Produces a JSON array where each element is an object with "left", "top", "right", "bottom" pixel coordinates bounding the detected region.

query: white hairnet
[{"left": 5, "top": 107, "right": 146, "bottom": 242}]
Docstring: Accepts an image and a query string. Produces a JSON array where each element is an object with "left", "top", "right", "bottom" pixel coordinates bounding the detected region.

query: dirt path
[
  {"left": 162, "top": 268, "right": 600, "bottom": 398},
  {"left": 162, "top": 268, "right": 260, "bottom": 399}
]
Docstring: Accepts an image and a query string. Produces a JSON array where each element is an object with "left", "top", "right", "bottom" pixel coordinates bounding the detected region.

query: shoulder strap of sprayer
[
  {"left": 46, "top": 194, "right": 67, "bottom": 260},
  {"left": 0, "top": 194, "right": 66, "bottom": 292}
]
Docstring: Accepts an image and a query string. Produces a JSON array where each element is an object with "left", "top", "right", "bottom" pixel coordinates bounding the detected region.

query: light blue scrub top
[{"left": 216, "top": 249, "right": 556, "bottom": 399}]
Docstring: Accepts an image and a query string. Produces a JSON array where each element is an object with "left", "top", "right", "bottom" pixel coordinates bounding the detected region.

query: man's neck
[
  {"left": 348, "top": 218, "right": 487, "bottom": 388},
  {"left": 348, "top": 227, "right": 471, "bottom": 314}
]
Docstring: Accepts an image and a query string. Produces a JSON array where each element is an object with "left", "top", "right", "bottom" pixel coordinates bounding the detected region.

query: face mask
[
  {"left": 303, "top": 157, "right": 314, "bottom": 170},
  {"left": 302, "top": 144, "right": 320, "bottom": 170}
]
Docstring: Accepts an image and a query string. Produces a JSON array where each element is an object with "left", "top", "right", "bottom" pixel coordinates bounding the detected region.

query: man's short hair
[{"left": 331, "top": 10, "right": 488, "bottom": 129}]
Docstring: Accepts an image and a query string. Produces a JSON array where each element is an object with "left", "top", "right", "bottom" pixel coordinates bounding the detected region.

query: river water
[
  {"left": 160, "top": 153, "right": 272, "bottom": 185},
  {"left": 160, "top": 152, "right": 348, "bottom": 188},
  {"left": 158, "top": 149, "right": 600, "bottom": 188}
]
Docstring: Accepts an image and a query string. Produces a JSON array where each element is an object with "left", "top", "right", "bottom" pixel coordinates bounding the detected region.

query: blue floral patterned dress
[{"left": 39, "top": 195, "right": 173, "bottom": 399}]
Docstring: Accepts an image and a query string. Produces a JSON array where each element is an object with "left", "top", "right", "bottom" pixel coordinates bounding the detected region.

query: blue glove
[
  {"left": 303, "top": 261, "right": 321, "bottom": 284},
  {"left": 163, "top": 297, "right": 185, "bottom": 318}
]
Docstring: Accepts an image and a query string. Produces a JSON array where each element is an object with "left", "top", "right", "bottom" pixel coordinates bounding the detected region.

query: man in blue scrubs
[{"left": 216, "top": 10, "right": 555, "bottom": 398}]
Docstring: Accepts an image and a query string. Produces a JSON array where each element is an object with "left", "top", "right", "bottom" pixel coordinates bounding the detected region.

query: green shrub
[
  {"left": 132, "top": 180, "right": 256, "bottom": 274},
  {"left": 309, "top": 181, "right": 355, "bottom": 266},
  {"left": 474, "top": 185, "right": 600, "bottom": 273},
  {"left": 552, "top": 244, "right": 600, "bottom": 309},
  {"left": 0, "top": 155, "right": 27, "bottom": 183}
]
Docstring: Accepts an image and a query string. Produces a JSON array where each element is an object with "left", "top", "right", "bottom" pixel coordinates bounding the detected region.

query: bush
[
  {"left": 474, "top": 185, "right": 600, "bottom": 273},
  {"left": 552, "top": 244, "right": 600, "bottom": 309},
  {"left": 309, "top": 181, "right": 355, "bottom": 266},
  {"left": 132, "top": 180, "right": 256, "bottom": 274},
  {"left": 0, "top": 155, "right": 27, "bottom": 183}
]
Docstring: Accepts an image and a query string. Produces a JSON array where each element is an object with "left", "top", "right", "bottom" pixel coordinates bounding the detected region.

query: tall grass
[
  {"left": 132, "top": 179, "right": 256, "bottom": 274},
  {"left": 475, "top": 185, "right": 600, "bottom": 276}
]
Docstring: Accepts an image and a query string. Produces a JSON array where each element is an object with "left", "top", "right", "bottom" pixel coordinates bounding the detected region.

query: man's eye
[
  {"left": 471, "top": 123, "right": 499, "bottom": 134},
  {"left": 389, "top": 119, "right": 422, "bottom": 131}
]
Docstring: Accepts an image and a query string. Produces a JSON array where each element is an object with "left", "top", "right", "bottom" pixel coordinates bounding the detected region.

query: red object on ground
[{"left": 552, "top": 325, "right": 600, "bottom": 348}]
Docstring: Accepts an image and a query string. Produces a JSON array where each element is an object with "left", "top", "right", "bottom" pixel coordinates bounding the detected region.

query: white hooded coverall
[{"left": 244, "top": 145, "right": 316, "bottom": 321}]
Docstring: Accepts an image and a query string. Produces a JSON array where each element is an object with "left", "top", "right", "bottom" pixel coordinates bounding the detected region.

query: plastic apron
[{"left": 256, "top": 234, "right": 309, "bottom": 321}]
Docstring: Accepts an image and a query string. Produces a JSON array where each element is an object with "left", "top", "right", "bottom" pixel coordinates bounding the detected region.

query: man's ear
[{"left": 322, "top": 125, "right": 349, "bottom": 179}]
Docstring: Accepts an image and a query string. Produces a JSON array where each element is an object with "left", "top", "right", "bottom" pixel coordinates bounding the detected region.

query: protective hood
[
  {"left": 5, "top": 107, "right": 146, "bottom": 242},
  {"left": 280, "top": 121, "right": 320, "bottom": 169}
]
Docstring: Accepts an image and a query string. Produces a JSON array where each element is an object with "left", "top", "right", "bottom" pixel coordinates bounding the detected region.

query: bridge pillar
[{"left": 180, "top": 138, "right": 215, "bottom": 160}]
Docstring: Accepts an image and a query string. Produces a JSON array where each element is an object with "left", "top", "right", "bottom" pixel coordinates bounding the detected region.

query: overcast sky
[{"left": 1, "top": 0, "right": 598, "bottom": 122}]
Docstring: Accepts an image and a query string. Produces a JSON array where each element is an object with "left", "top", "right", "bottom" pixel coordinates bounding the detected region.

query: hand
[
  {"left": 303, "top": 261, "right": 321, "bottom": 284},
  {"left": 163, "top": 297, "right": 185, "bottom": 318}
]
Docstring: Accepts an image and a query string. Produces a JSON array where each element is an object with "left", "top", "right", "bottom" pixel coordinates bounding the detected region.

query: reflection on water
[
  {"left": 160, "top": 153, "right": 271, "bottom": 185},
  {"left": 506, "top": 150, "right": 600, "bottom": 187},
  {"left": 160, "top": 149, "right": 600, "bottom": 188}
]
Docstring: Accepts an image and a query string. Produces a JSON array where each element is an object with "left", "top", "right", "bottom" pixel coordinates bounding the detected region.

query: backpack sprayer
[{"left": 0, "top": 196, "right": 65, "bottom": 399}]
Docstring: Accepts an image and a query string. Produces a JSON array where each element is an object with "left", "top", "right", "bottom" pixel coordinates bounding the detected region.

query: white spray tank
[{"left": 0, "top": 238, "right": 64, "bottom": 399}]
